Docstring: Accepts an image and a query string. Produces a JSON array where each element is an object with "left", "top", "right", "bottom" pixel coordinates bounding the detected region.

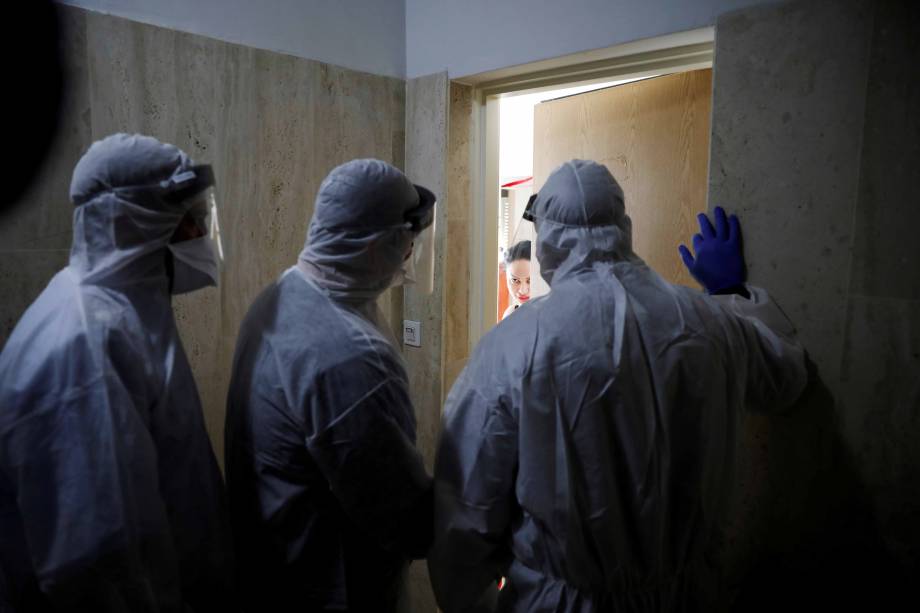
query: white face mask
[
  {"left": 400, "top": 247, "right": 418, "bottom": 286},
  {"left": 167, "top": 236, "right": 219, "bottom": 294},
  {"left": 388, "top": 241, "right": 418, "bottom": 290}
]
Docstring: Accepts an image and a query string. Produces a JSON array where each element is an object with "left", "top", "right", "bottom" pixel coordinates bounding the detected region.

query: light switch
[{"left": 403, "top": 320, "right": 421, "bottom": 347}]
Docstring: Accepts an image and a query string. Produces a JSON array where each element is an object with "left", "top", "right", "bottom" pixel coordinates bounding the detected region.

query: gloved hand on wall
[{"left": 679, "top": 206, "right": 749, "bottom": 297}]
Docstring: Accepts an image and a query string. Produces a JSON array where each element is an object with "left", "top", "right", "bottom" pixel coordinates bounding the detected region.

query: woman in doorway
[{"left": 502, "top": 240, "right": 531, "bottom": 319}]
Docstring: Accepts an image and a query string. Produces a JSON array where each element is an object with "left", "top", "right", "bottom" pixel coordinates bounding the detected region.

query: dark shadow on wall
[
  {"left": 730, "top": 359, "right": 914, "bottom": 610},
  {"left": 707, "top": 0, "right": 920, "bottom": 606},
  {"left": 1, "top": 0, "right": 63, "bottom": 216}
]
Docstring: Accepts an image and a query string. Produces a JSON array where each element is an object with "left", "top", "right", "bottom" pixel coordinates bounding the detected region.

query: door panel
[{"left": 533, "top": 69, "right": 712, "bottom": 287}]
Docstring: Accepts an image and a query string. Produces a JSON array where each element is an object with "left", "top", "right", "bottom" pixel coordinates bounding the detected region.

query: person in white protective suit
[
  {"left": 0, "top": 133, "right": 233, "bottom": 612},
  {"left": 429, "top": 160, "right": 808, "bottom": 612},
  {"left": 224, "top": 159, "right": 436, "bottom": 613}
]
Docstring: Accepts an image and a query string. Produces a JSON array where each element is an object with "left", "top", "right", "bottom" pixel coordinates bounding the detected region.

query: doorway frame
[{"left": 457, "top": 28, "right": 715, "bottom": 351}]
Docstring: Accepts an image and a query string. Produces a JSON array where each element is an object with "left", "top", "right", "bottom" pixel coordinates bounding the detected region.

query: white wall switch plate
[{"left": 403, "top": 320, "right": 421, "bottom": 347}]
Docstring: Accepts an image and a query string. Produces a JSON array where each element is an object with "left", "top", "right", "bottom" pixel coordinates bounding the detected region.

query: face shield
[
  {"left": 165, "top": 164, "right": 224, "bottom": 260},
  {"left": 163, "top": 164, "right": 224, "bottom": 294},
  {"left": 510, "top": 194, "right": 550, "bottom": 299},
  {"left": 402, "top": 184, "right": 437, "bottom": 294}
]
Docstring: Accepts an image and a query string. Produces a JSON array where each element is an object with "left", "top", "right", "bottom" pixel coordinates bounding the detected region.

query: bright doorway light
[{"left": 498, "top": 78, "right": 643, "bottom": 186}]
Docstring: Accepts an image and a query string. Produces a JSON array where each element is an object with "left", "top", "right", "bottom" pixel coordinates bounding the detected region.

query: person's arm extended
[
  {"left": 713, "top": 285, "right": 808, "bottom": 410},
  {"left": 680, "top": 206, "right": 807, "bottom": 410}
]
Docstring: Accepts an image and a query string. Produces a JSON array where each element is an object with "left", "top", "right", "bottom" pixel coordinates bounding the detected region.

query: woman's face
[{"left": 506, "top": 258, "right": 531, "bottom": 304}]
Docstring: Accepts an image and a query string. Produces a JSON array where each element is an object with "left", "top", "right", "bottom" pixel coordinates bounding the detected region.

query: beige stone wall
[
  {"left": 0, "top": 5, "right": 406, "bottom": 469},
  {"left": 400, "top": 71, "right": 448, "bottom": 613},
  {"left": 442, "top": 83, "right": 474, "bottom": 397},
  {"left": 709, "top": 0, "right": 920, "bottom": 601}
]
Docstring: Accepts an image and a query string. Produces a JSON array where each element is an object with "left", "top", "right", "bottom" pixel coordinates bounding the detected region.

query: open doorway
[
  {"left": 455, "top": 31, "right": 714, "bottom": 354},
  {"left": 489, "top": 67, "right": 713, "bottom": 327},
  {"left": 496, "top": 78, "right": 641, "bottom": 321}
]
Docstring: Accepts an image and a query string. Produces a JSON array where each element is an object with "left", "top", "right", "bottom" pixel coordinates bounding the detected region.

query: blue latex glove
[{"left": 678, "top": 206, "right": 747, "bottom": 295}]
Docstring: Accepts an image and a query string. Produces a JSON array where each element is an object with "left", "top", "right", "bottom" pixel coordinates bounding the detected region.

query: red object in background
[
  {"left": 497, "top": 263, "right": 509, "bottom": 321},
  {"left": 500, "top": 176, "right": 533, "bottom": 189}
]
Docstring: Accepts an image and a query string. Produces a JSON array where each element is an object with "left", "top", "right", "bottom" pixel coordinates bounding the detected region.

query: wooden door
[{"left": 533, "top": 69, "right": 712, "bottom": 287}]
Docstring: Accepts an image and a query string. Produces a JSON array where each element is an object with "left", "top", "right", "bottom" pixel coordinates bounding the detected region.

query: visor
[
  {"left": 183, "top": 185, "right": 224, "bottom": 261},
  {"left": 404, "top": 184, "right": 437, "bottom": 294},
  {"left": 173, "top": 165, "right": 223, "bottom": 261}
]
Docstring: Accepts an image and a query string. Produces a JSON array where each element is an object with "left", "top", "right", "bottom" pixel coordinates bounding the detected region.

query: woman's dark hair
[{"left": 505, "top": 240, "right": 531, "bottom": 264}]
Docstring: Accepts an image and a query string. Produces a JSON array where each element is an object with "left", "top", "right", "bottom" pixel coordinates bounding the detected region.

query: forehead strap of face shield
[
  {"left": 405, "top": 184, "right": 436, "bottom": 233},
  {"left": 522, "top": 193, "right": 538, "bottom": 222},
  {"left": 161, "top": 164, "right": 215, "bottom": 205}
]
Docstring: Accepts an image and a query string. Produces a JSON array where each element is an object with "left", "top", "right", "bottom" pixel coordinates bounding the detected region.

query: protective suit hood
[
  {"left": 68, "top": 133, "right": 195, "bottom": 288},
  {"left": 532, "top": 159, "right": 637, "bottom": 286},
  {"left": 298, "top": 159, "right": 420, "bottom": 304}
]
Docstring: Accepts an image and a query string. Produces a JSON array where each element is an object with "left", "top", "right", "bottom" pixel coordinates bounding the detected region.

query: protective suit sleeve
[
  {"left": 428, "top": 371, "right": 518, "bottom": 612},
  {"left": 713, "top": 285, "right": 808, "bottom": 411},
  {"left": 306, "top": 354, "right": 433, "bottom": 559},
  {"left": 0, "top": 339, "right": 184, "bottom": 612}
]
